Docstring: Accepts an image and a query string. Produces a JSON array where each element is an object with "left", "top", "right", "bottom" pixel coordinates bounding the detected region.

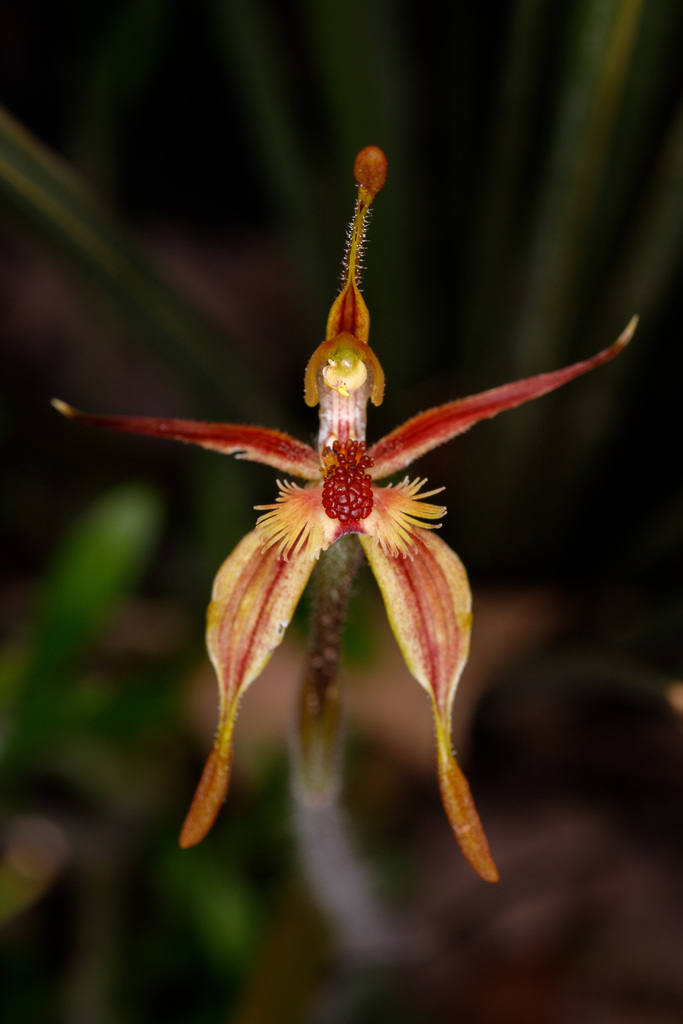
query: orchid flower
[{"left": 53, "top": 147, "right": 635, "bottom": 883}]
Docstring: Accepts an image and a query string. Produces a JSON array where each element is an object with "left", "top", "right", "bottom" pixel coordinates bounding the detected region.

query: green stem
[{"left": 292, "top": 535, "right": 363, "bottom": 804}]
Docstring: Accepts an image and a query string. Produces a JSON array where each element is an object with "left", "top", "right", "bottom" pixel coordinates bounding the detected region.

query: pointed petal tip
[
  {"left": 368, "top": 316, "right": 638, "bottom": 479},
  {"left": 617, "top": 314, "right": 638, "bottom": 349},
  {"left": 438, "top": 744, "right": 499, "bottom": 883},
  {"left": 51, "top": 398, "right": 76, "bottom": 418},
  {"left": 178, "top": 744, "right": 232, "bottom": 849},
  {"left": 596, "top": 315, "right": 638, "bottom": 367},
  {"left": 473, "top": 854, "right": 500, "bottom": 884}
]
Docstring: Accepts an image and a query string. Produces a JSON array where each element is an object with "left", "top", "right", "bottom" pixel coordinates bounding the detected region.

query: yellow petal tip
[
  {"left": 51, "top": 398, "right": 75, "bottom": 418},
  {"left": 618, "top": 314, "right": 638, "bottom": 349}
]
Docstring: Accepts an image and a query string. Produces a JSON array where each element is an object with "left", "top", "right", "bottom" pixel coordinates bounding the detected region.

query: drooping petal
[
  {"left": 360, "top": 532, "right": 498, "bottom": 882},
  {"left": 51, "top": 400, "right": 320, "bottom": 480},
  {"left": 179, "top": 530, "right": 315, "bottom": 847},
  {"left": 368, "top": 317, "right": 637, "bottom": 479}
]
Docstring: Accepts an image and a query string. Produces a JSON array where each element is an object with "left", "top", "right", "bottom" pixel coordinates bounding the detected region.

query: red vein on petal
[
  {"left": 180, "top": 533, "right": 315, "bottom": 847},
  {"left": 361, "top": 534, "right": 497, "bottom": 879}
]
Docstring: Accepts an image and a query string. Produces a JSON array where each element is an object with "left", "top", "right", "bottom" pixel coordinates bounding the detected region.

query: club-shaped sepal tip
[
  {"left": 436, "top": 732, "right": 499, "bottom": 883},
  {"left": 179, "top": 742, "right": 232, "bottom": 848},
  {"left": 354, "top": 146, "right": 387, "bottom": 199}
]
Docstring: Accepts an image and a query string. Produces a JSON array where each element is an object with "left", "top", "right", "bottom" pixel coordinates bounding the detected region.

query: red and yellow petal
[
  {"left": 51, "top": 401, "right": 320, "bottom": 480},
  {"left": 179, "top": 530, "right": 315, "bottom": 847},
  {"left": 368, "top": 317, "right": 636, "bottom": 479},
  {"left": 360, "top": 532, "right": 498, "bottom": 882}
]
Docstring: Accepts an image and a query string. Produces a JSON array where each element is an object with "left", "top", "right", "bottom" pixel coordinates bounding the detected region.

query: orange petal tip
[
  {"left": 179, "top": 744, "right": 232, "bottom": 849},
  {"left": 354, "top": 146, "right": 387, "bottom": 198},
  {"left": 438, "top": 746, "right": 499, "bottom": 883}
]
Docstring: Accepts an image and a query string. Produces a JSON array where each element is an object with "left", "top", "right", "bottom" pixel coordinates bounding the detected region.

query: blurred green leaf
[
  {"left": 165, "top": 846, "right": 261, "bottom": 971},
  {"left": 33, "top": 484, "right": 163, "bottom": 673},
  {"left": 0, "top": 102, "right": 280, "bottom": 421},
  {"left": 456, "top": 0, "right": 663, "bottom": 569},
  {"left": 510, "top": 0, "right": 644, "bottom": 374},
  {"left": 3, "top": 484, "right": 163, "bottom": 762},
  {"left": 207, "top": 0, "right": 320, "bottom": 306},
  {"left": 69, "top": 0, "right": 170, "bottom": 191},
  {"left": 230, "top": 884, "right": 327, "bottom": 1024},
  {"left": 462, "top": 0, "right": 550, "bottom": 367}
]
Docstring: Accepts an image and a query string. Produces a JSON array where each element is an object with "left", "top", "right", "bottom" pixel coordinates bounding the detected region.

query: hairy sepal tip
[{"left": 354, "top": 146, "right": 387, "bottom": 198}]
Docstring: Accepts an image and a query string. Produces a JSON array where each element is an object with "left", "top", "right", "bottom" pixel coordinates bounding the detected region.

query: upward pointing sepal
[{"left": 324, "top": 146, "right": 388, "bottom": 345}]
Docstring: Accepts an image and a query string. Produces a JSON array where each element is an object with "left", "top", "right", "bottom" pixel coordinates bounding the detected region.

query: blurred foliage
[
  {"left": 1, "top": 0, "right": 683, "bottom": 1021},
  {"left": 4, "top": 483, "right": 163, "bottom": 765}
]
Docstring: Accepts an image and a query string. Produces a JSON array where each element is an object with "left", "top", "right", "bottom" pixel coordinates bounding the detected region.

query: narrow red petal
[
  {"left": 361, "top": 533, "right": 498, "bottom": 881},
  {"left": 368, "top": 317, "right": 637, "bottom": 479},
  {"left": 51, "top": 400, "right": 320, "bottom": 480}
]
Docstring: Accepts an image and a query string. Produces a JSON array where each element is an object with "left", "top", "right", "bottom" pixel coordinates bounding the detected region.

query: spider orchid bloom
[{"left": 53, "top": 147, "right": 636, "bottom": 883}]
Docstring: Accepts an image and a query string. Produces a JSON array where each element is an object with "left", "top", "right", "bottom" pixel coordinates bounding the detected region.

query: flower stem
[
  {"left": 292, "top": 535, "right": 363, "bottom": 804},
  {"left": 292, "top": 537, "right": 420, "bottom": 967},
  {"left": 291, "top": 535, "right": 404, "bottom": 963}
]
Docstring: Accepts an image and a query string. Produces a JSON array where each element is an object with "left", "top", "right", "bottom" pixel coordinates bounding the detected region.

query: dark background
[{"left": 1, "top": 1, "right": 682, "bottom": 1021}]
